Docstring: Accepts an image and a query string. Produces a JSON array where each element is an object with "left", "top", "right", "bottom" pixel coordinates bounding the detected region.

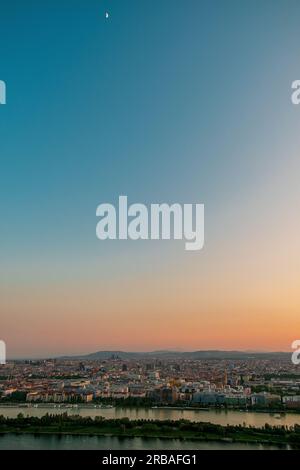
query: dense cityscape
[{"left": 1, "top": 355, "right": 300, "bottom": 411}]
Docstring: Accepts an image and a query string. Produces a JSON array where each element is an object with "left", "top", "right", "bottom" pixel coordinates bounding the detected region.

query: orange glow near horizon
[{"left": 2, "top": 149, "right": 300, "bottom": 358}]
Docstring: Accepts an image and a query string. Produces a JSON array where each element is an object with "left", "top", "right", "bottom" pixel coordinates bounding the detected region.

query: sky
[{"left": 1, "top": 0, "right": 300, "bottom": 357}]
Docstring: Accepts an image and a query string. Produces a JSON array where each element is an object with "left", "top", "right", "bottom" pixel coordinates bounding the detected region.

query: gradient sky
[{"left": 1, "top": 0, "right": 300, "bottom": 357}]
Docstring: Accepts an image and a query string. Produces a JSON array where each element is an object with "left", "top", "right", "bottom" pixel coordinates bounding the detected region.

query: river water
[
  {"left": 0, "top": 405, "right": 299, "bottom": 427},
  {"left": 0, "top": 406, "right": 295, "bottom": 450},
  {"left": 0, "top": 434, "right": 289, "bottom": 450}
]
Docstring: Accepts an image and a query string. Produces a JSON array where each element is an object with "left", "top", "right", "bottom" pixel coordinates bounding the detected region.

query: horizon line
[{"left": 5, "top": 348, "right": 292, "bottom": 361}]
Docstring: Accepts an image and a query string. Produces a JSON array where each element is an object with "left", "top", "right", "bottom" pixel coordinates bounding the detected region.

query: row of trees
[{"left": 0, "top": 413, "right": 300, "bottom": 441}]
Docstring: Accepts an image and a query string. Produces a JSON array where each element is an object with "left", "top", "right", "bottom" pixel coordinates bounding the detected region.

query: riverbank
[
  {"left": 151, "top": 405, "right": 298, "bottom": 414},
  {"left": 1, "top": 404, "right": 300, "bottom": 428},
  {"left": 1, "top": 402, "right": 299, "bottom": 414}
]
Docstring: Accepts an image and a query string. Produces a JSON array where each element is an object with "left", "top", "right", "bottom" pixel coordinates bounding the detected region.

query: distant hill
[{"left": 62, "top": 350, "right": 290, "bottom": 361}]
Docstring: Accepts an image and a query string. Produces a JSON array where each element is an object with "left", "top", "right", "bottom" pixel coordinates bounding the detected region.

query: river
[
  {"left": 0, "top": 434, "right": 289, "bottom": 450},
  {"left": 0, "top": 405, "right": 299, "bottom": 427}
]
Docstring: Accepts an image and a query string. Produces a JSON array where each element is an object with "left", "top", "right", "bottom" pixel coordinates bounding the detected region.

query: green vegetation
[
  {"left": 0, "top": 413, "right": 300, "bottom": 447},
  {"left": 264, "top": 373, "right": 300, "bottom": 380},
  {"left": 0, "top": 392, "right": 27, "bottom": 403}
]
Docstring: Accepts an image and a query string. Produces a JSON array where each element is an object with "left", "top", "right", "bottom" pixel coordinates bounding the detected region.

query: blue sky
[{"left": 1, "top": 1, "right": 300, "bottom": 355}]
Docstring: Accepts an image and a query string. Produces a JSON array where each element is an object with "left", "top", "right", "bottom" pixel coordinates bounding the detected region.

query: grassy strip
[{"left": 0, "top": 414, "right": 299, "bottom": 447}]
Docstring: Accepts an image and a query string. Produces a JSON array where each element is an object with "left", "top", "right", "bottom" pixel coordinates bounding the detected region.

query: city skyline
[{"left": 5, "top": 348, "right": 295, "bottom": 361}]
